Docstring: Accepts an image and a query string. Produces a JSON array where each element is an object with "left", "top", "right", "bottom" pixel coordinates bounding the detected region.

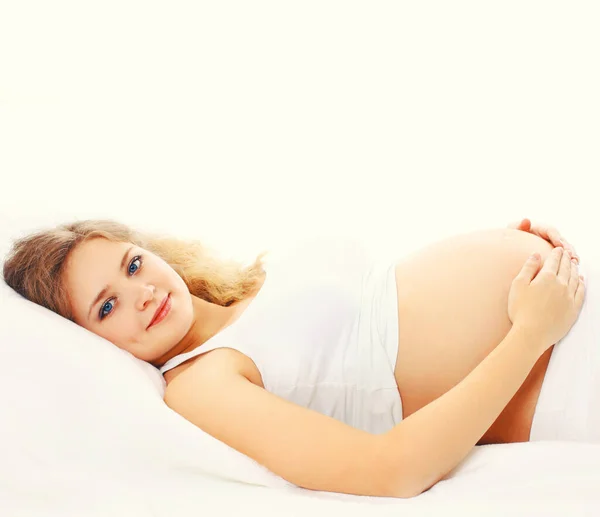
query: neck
[{"left": 150, "top": 294, "right": 238, "bottom": 369}]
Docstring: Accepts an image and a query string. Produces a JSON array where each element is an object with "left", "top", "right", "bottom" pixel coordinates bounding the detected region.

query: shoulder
[{"left": 164, "top": 347, "right": 264, "bottom": 392}]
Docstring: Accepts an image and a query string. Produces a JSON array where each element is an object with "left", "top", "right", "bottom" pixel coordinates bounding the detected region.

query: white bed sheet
[
  {"left": 3, "top": 442, "right": 599, "bottom": 517},
  {"left": 1, "top": 219, "right": 599, "bottom": 517}
]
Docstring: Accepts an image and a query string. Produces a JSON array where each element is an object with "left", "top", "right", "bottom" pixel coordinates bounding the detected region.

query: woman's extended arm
[
  {"left": 379, "top": 324, "right": 542, "bottom": 497},
  {"left": 380, "top": 246, "right": 585, "bottom": 497}
]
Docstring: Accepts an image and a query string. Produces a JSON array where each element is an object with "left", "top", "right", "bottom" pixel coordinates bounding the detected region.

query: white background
[
  {"left": 1, "top": 3, "right": 599, "bottom": 515},
  {"left": 1, "top": 1, "right": 598, "bottom": 261}
]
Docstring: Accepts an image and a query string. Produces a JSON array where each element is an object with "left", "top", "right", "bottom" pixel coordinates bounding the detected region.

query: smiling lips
[{"left": 148, "top": 294, "right": 171, "bottom": 329}]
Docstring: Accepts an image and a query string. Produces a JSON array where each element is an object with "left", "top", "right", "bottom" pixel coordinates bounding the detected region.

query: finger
[
  {"left": 558, "top": 248, "right": 573, "bottom": 282},
  {"left": 546, "top": 227, "right": 563, "bottom": 247},
  {"left": 575, "top": 275, "right": 586, "bottom": 309},
  {"left": 519, "top": 218, "right": 531, "bottom": 231},
  {"left": 568, "top": 259, "right": 580, "bottom": 295},
  {"left": 516, "top": 253, "right": 542, "bottom": 284},
  {"left": 541, "top": 246, "right": 564, "bottom": 276},
  {"left": 559, "top": 238, "right": 579, "bottom": 263},
  {"left": 509, "top": 218, "right": 530, "bottom": 231}
]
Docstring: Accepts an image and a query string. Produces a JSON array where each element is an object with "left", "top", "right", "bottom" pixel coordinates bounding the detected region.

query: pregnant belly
[{"left": 392, "top": 227, "right": 556, "bottom": 444}]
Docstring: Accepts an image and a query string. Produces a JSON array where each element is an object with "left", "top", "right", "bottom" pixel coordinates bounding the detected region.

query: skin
[
  {"left": 63, "top": 237, "right": 245, "bottom": 368},
  {"left": 63, "top": 223, "right": 580, "bottom": 447},
  {"left": 391, "top": 228, "right": 580, "bottom": 445},
  {"left": 62, "top": 221, "right": 576, "bottom": 370}
]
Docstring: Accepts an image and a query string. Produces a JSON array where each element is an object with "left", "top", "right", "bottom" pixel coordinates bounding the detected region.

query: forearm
[{"left": 381, "top": 325, "right": 543, "bottom": 497}]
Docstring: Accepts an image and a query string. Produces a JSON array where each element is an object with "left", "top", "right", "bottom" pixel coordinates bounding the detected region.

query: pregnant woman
[{"left": 1, "top": 218, "right": 590, "bottom": 499}]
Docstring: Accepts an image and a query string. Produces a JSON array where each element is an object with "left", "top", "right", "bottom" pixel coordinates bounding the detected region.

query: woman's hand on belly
[
  {"left": 508, "top": 247, "right": 585, "bottom": 351},
  {"left": 392, "top": 228, "right": 556, "bottom": 417},
  {"left": 508, "top": 218, "right": 580, "bottom": 264}
]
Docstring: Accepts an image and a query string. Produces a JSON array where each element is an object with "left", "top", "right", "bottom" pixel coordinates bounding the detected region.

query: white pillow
[
  {"left": 0, "top": 217, "right": 378, "bottom": 505},
  {"left": 0, "top": 248, "right": 294, "bottom": 506}
]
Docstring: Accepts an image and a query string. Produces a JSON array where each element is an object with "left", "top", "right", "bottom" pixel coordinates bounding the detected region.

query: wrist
[{"left": 508, "top": 323, "right": 549, "bottom": 358}]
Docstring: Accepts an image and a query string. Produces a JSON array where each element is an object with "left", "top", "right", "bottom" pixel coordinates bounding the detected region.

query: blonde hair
[{"left": 2, "top": 219, "right": 269, "bottom": 322}]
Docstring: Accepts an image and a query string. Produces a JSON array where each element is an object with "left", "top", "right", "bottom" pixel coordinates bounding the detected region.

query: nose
[{"left": 136, "top": 284, "right": 156, "bottom": 311}]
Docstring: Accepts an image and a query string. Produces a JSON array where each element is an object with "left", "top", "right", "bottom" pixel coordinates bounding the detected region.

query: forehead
[
  {"left": 69, "top": 238, "right": 131, "bottom": 272},
  {"left": 65, "top": 238, "right": 132, "bottom": 306}
]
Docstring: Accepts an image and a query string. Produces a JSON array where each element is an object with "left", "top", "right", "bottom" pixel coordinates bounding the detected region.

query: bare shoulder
[{"left": 164, "top": 347, "right": 264, "bottom": 393}]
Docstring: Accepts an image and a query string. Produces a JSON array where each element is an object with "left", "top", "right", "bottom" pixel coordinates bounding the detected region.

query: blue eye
[
  {"left": 99, "top": 255, "right": 143, "bottom": 320},
  {"left": 100, "top": 299, "right": 115, "bottom": 319},
  {"left": 128, "top": 257, "right": 141, "bottom": 275}
]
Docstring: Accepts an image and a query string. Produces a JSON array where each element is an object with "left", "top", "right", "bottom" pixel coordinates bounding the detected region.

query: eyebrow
[{"left": 87, "top": 246, "right": 134, "bottom": 321}]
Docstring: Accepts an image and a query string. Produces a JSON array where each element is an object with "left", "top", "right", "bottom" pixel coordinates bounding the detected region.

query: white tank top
[{"left": 159, "top": 236, "right": 403, "bottom": 434}]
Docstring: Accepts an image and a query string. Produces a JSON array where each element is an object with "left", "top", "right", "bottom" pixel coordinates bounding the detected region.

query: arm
[
  {"left": 164, "top": 327, "right": 541, "bottom": 498},
  {"left": 380, "top": 324, "right": 543, "bottom": 496},
  {"left": 163, "top": 350, "right": 410, "bottom": 498}
]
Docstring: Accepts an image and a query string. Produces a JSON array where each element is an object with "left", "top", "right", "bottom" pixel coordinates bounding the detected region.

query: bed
[{"left": 1, "top": 220, "right": 599, "bottom": 517}]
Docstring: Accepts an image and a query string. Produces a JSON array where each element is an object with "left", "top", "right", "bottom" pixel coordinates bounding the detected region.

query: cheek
[{"left": 101, "top": 312, "right": 140, "bottom": 343}]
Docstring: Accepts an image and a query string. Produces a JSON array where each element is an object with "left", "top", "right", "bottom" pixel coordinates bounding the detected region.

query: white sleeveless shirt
[{"left": 159, "top": 236, "right": 403, "bottom": 435}]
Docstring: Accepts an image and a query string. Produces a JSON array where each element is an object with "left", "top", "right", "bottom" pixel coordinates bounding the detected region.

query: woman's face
[{"left": 63, "top": 237, "right": 194, "bottom": 362}]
